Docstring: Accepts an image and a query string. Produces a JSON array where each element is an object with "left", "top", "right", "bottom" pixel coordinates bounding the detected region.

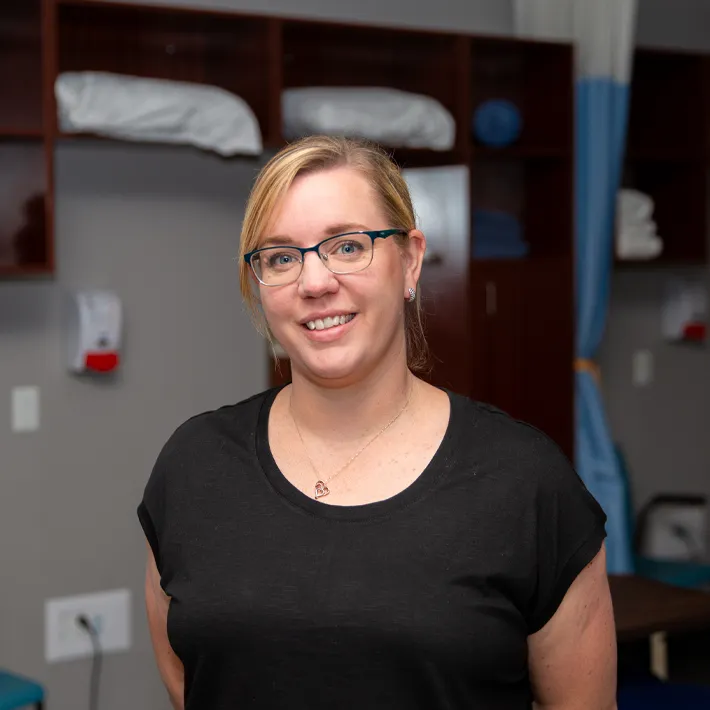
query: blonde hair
[{"left": 239, "top": 135, "right": 428, "bottom": 373}]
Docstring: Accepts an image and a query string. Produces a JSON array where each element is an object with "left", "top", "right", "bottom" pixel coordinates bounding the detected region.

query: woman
[{"left": 139, "top": 135, "right": 617, "bottom": 710}]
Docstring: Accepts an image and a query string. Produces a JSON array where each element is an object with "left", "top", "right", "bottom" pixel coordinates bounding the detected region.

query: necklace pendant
[{"left": 314, "top": 481, "right": 330, "bottom": 499}]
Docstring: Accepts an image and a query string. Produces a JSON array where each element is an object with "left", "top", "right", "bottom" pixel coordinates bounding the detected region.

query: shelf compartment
[
  {"left": 470, "top": 156, "right": 573, "bottom": 260},
  {"left": 470, "top": 38, "right": 573, "bottom": 159},
  {"left": 0, "top": 0, "right": 44, "bottom": 133},
  {"left": 56, "top": 2, "right": 278, "bottom": 145},
  {"left": 282, "top": 20, "right": 467, "bottom": 159},
  {"left": 627, "top": 49, "right": 706, "bottom": 162},
  {"left": 621, "top": 160, "right": 707, "bottom": 265},
  {"left": 0, "top": 141, "right": 50, "bottom": 270}
]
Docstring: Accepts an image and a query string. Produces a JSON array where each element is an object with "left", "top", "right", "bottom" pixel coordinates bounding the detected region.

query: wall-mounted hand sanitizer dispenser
[{"left": 67, "top": 290, "right": 122, "bottom": 374}]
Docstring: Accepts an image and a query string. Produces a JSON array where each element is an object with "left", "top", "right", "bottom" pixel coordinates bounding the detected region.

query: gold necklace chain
[{"left": 289, "top": 380, "right": 414, "bottom": 500}]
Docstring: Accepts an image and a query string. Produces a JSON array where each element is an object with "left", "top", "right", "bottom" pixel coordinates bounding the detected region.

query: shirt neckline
[{"left": 255, "top": 384, "right": 462, "bottom": 522}]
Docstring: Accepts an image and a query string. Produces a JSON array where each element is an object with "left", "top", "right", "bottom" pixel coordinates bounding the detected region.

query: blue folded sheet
[{"left": 472, "top": 209, "right": 530, "bottom": 259}]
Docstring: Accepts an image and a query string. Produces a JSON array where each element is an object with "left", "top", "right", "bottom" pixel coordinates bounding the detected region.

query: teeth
[{"left": 306, "top": 314, "right": 354, "bottom": 331}]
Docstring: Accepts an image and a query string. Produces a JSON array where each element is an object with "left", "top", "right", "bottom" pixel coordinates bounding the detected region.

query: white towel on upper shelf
[
  {"left": 282, "top": 87, "right": 456, "bottom": 151},
  {"left": 616, "top": 188, "right": 663, "bottom": 260},
  {"left": 618, "top": 188, "right": 655, "bottom": 225},
  {"left": 616, "top": 228, "right": 663, "bottom": 260},
  {"left": 56, "top": 71, "right": 263, "bottom": 157}
]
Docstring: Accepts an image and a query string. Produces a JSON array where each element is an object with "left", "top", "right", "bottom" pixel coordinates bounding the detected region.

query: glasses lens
[
  {"left": 319, "top": 233, "right": 373, "bottom": 274},
  {"left": 252, "top": 247, "right": 303, "bottom": 285}
]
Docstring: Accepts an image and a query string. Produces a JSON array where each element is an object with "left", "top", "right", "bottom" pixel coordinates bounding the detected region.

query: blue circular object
[{"left": 472, "top": 99, "right": 523, "bottom": 147}]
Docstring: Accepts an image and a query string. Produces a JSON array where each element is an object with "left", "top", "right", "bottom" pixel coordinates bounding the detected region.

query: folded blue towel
[
  {"left": 472, "top": 209, "right": 529, "bottom": 259},
  {"left": 472, "top": 241, "right": 530, "bottom": 259}
]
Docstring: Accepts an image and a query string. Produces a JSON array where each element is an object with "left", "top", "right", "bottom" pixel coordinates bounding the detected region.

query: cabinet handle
[{"left": 485, "top": 281, "right": 497, "bottom": 316}]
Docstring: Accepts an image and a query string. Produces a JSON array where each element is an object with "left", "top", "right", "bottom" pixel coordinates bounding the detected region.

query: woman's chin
[{"left": 294, "top": 351, "right": 366, "bottom": 385}]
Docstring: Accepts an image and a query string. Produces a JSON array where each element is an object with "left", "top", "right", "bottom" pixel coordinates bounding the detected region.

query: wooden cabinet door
[
  {"left": 470, "top": 260, "right": 523, "bottom": 411},
  {"left": 419, "top": 252, "right": 472, "bottom": 397},
  {"left": 470, "top": 258, "right": 574, "bottom": 458}
]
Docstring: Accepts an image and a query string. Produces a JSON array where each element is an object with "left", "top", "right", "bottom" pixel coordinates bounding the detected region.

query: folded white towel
[
  {"left": 282, "top": 87, "right": 456, "bottom": 151},
  {"left": 618, "top": 188, "right": 655, "bottom": 226},
  {"left": 616, "top": 230, "right": 663, "bottom": 260},
  {"left": 56, "top": 71, "right": 263, "bottom": 157},
  {"left": 620, "top": 222, "right": 658, "bottom": 241}
]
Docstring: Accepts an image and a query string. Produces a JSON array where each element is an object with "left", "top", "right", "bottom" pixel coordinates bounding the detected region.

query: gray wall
[
  {"left": 637, "top": 0, "right": 710, "bottom": 51},
  {"left": 600, "top": 266, "right": 710, "bottom": 513},
  {"left": 1, "top": 1, "right": 709, "bottom": 709}
]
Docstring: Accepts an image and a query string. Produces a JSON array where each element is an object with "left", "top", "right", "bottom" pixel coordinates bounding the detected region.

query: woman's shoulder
[
  {"left": 448, "top": 391, "right": 605, "bottom": 525},
  {"left": 449, "top": 391, "right": 577, "bottom": 486},
  {"left": 451, "top": 391, "right": 560, "bottom": 450},
  {"left": 158, "top": 386, "right": 277, "bottom": 457}
]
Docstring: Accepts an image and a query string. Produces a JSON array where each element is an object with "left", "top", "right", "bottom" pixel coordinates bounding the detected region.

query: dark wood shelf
[
  {"left": 471, "top": 255, "right": 569, "bottom": 265},
  {"left": 0, "top": 263, "right": 54, "bottom": 277},
  {"left": 56, "top": 0, "right": 262, "bottom": 20},
  {"left": 0, "top": 127, "right": 45, "bottom": 139},
  {"left": 472, "top": 144, "right": 571, "bottom": 161},
  {"left": 388, "top": 147, "right": 467, "bottom": 169},
  {"left": 625, "top": 152, "right": 706, "bottom": 165},
  {"left": 54, "top": 130, "right": 267, "bottom": 160},
  {"left": 614, "top": 257, "right": 707, "bottom": 269}
]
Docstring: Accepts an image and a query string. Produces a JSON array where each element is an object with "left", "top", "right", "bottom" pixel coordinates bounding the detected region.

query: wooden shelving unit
[
  {"left": 619, "top": 48, "right": 710, "bottom": 267},
  {"left": 0, "top": 0, "right": 584, "bottom": 454},
  {"left": 464, "top": 38, "right": 575, "bottom": 454}
]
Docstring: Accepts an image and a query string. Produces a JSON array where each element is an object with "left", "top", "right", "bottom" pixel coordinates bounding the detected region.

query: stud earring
[{"left": 407, "top": 287, "right": 416, "bottom": 303}]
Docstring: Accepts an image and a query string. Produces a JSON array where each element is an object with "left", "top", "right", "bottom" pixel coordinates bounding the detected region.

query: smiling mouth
[{"left": 303, "top": 313, "right": 356, "bottom": 331}]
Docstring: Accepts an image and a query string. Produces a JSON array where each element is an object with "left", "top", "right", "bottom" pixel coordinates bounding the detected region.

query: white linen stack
[{"left": 615, "top": 188, "right": 663, "bottom": 260}]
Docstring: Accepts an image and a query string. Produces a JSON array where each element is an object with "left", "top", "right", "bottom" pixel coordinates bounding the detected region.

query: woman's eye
[
  {"left": 268, "top": 252, "right": 294, "bottom": 267},
  {"left": 336, "top": 241, "right": 362, "bottom": 255}
]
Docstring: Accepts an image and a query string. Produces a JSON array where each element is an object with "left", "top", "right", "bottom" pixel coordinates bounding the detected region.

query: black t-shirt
[{"left": 138, "top": 386, "right": 606, "bottom": 710}]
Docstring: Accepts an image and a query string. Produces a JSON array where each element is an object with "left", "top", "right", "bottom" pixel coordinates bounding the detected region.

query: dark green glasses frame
[{"left": 243, "top": 228, "right": 407, "bottom": 286}]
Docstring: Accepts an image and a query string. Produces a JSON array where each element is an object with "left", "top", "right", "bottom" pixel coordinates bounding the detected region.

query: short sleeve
[
  {"left": 137, "top": 416, "right": 197, "bottom": 579},
  {"left": 525, "top": 430, "right": 607, "bottom": 634},
  {"left": 137, "top": 443, "right": 169, "bottom": 575}
]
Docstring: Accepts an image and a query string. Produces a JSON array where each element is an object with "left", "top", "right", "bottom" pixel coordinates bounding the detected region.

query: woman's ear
[{"left": 401, "top": 229, "right": 426, "bottom": 295}]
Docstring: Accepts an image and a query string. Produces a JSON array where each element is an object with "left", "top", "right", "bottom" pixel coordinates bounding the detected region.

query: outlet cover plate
[{"left": 45, "top": 589, "right": 131, "bottom": 663}]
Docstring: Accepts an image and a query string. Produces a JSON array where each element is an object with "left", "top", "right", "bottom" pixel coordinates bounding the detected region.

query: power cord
[{"left": 77, "top": 614, "right": 102, "bottom": 710}]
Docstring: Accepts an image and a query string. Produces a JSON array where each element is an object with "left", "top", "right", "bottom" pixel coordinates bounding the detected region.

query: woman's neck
[{"left": 287, "top": 358, "right": 415, "bottom": 445}]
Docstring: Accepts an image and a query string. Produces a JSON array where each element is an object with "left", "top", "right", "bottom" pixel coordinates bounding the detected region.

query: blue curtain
[
  {"left": 516, "top": 0, "right": 638, "bottom": 573},
  {"left": 575, "top": 4, "right": 637, "bottom": 575}
]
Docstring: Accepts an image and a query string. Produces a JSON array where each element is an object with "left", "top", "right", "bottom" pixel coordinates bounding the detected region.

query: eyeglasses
[{"left": 244, "top": 229, "right": 408, "bottom": 287}]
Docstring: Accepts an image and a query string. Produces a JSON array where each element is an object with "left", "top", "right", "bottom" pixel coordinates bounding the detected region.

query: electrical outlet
[
  {"left": 11, "top": 386, "right": 40, "bottom": 433},
  {"left": 632, "top": 349, "right": 654, "bottom": 387},
  {"left": 45, "top": 589, "right": 131, "bottom": 663}
]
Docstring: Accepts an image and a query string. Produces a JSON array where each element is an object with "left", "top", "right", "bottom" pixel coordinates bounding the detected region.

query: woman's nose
[{"left": 298, "top": 251, "right": 338, "bottom": 298}]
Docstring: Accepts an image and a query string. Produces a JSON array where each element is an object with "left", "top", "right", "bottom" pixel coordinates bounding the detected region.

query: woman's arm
[
  {"left": 528, "top": 543, "right": 617, "bottom": 710},
  {"left": 145, "top": 541, "right": 185, "bottom": 710}
]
